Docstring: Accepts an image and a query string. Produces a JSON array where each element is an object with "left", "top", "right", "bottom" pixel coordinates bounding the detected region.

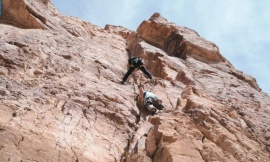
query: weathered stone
[
  {"left": 0, "top": 1, "right": 269, "bottom": 162},
  {"left": 137, "top": 13, "right": 226, "bottom": 64},
  {"left": 0, "top": 0, "right": 47, "bottom": 29}
]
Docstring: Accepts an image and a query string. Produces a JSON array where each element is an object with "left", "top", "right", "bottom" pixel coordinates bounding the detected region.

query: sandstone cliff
[{"left": 0, "top": 1, "right": 270, "bottom": 162}]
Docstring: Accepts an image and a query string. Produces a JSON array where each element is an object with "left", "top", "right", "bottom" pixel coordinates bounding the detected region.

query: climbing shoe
[{"left": 121, "top": 81, "right": 127, "bottom": 85}]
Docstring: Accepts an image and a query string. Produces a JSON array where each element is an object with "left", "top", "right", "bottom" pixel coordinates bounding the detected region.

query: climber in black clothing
[{"left": 121, "top": 57, "right": 152, "bottom": 84}]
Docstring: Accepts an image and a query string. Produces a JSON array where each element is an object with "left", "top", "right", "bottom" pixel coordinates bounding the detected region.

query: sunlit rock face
[{"left": 1, "top": 1, "right": 270, "bottom": 162}]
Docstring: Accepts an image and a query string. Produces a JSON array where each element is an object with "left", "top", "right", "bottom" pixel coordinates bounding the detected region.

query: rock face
[{"left": 0, "top": 1, "right": 270, "bottom": 162}]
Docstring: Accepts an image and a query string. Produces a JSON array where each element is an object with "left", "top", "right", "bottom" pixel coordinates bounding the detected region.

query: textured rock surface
[{"left": 1, "top": 1, "right": 270, "bottom": 162}]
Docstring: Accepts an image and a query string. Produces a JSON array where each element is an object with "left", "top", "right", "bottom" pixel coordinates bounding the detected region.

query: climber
[
  {"left": 136, "top": 85, "right": 164, "bottom": 115},
  {"left": 121, "top": 57, "right": 152, "bottom": 84}
]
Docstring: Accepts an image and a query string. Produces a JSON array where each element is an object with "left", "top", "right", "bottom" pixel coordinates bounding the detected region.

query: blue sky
[{"left": 52, "top": 0, "right": 270, "bottom": 95}]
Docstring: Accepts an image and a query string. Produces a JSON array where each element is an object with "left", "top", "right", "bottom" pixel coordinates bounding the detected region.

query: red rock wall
[{"left": 0, "top": 1, "right": 270, "bottom": 162}]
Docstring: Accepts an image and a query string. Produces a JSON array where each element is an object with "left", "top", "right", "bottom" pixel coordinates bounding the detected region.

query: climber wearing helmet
[{"left": 121, "top": 57, "right": 152, "bottom": 84}]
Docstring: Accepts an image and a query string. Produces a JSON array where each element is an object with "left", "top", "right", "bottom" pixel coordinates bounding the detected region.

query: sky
[{"left": 52, "top": 0, "right": 270, "bottom": 95}]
